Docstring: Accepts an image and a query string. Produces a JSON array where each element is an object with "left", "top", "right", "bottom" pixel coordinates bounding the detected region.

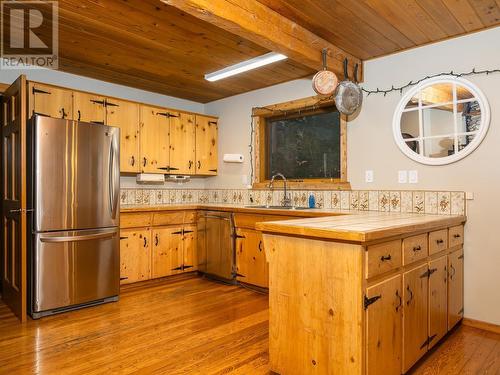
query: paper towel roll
[{"left": 223, "top": 154, "right": 244, "bottom": 163}]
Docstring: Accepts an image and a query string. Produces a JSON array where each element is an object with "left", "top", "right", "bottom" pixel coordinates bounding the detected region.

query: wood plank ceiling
[{"left": 50, "top": 0, "right": 499, "bottom": 103}]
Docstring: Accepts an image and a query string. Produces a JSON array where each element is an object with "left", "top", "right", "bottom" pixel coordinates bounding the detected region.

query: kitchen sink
[{"left": 245, "top": 205, "right": 313, "bottom": 210}]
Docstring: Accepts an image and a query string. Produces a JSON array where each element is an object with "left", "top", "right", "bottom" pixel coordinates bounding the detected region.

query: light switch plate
[
  {"left": 365, "top": 170, "right": 374, "bottom": 183},
  {"left": 408, "top": 170, "right": 418, "bottom": 184},
  {"left": 398, "top": 170, "right": 408, "bottom": 183}
]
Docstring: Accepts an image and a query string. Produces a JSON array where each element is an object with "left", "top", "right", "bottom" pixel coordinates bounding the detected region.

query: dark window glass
[{"left": 267, "top": 109, "right": 341, "bottom": 179}]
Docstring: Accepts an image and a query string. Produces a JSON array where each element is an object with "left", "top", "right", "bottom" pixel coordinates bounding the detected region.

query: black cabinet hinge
[
  {"left": 364, "top": 295, "right": 381, "bottom": 309},
  {"left": 234, "top": 272, "right": 245, "bottom": 278},
  {"left": 183, "top": 230, "right": 194, "bottom": 234},
  {"left": 172, "top": 230, "right": 183, "bottom": 235},
  {"left": 91, "top": 121, "right": 104, "bottom": 125},
  {"left": 157, "top": 112, "right": 179, "bottom": 118},
  {"left": 458, "top": 254, "right": 464, "bottom": 260},
  {"left": 209, "top": 169, "right": 217, "bottom": 173},
  {"left": 120, "top": 277, "right": 128, "bottom": 281},
  {"left": 32, "top": 87, "right": 51, "bottom": 95},
  {"left": 208, "top": 121, "right": 218, "bottom": 125},
  {"left": 158, "top": 166, "right": 179, "bottom": 172},
  {"left": 171, "top": 266, "right": 183, "bottom": 271},
  {"left": 183, "top": 265, "right": 194, "bottom": 270},
  {"left": 119, "top": 236, "right": 128, "bottom": 240},
  {"left": 90, "top": 99, "right": 105, "bottom": 106},
  {"left": 234, "top": 234, "right": 245, "bottom": 239},
  {"left": 105, "top": 100, "right": 119, "bottom": 107}
]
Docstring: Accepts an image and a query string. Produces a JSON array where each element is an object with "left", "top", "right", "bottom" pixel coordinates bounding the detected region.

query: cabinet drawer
[
  {"left": 234, "top": 214, "right": 265, "bottom": 229},
  {"left": 120, "top": 213, "right": 152, "bottom": 228},
  {"left": 403, "top": 234, "right": 428, "bottom": 265},
  {"left": 448, "top": 225, "right": 464, "bottom": 248},
  {"left": 366, "top": 240, "right": 402, "bottom": 279},
  {"left": 429, "top": 229, "right": 448, "bottom": 255},
  {"left": 152, "top": 210, "right": 197, "bottom": 226}
]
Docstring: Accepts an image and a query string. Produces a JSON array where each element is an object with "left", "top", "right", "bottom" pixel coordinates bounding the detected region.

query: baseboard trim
[{"left": 462, "top": 318, "right": 500, "bottom": 334}]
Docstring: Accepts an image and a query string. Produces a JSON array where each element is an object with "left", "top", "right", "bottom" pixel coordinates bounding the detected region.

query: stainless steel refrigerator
[{"left": 29, "top": 115, "right": 120, "bottom": 319}]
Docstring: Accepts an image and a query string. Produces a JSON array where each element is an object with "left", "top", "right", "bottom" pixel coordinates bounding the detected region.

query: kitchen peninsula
[{"left": 257, "top": 212, "right": 466, "bottom": 374}]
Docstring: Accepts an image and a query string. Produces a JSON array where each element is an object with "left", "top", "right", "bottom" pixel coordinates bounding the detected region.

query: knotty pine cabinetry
[
  {"left": 365, "top": 225, "right": 465, "bottom": 375},
  {"left": 27, "top": 80, "right": 218, "bottom": 176},
  {"left": 120, "top": 211, "right": 197, "bottom": 285},
  {"left": 260, "top": 219, "right": 465, "bottom": 375}
]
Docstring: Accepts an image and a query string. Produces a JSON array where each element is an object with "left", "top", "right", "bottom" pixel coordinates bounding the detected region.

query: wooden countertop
[
  {"left": 256, "top": 212, "right": 466, "bottom": 243},
  {"left": 120, "top": 204, "right": 350, "bottom": 217},
  {"left": 121, "top": 204, "right": 465, "bottom": 243}
]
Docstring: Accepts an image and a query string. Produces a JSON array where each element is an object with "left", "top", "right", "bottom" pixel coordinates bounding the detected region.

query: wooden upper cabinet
[
  {"left": 73, "top": 91, "right": 106, "bottom": 124},
  {"left": 169, "top": 112, "right": 196, "bottom": 175},
  {"left": 366, "top": 275, "right": 402, "bottom": 375},
  {"left": 106, "top": 99, "right": 140, "bottom": 173},
  {"left": 403, "top": 264, "right": 429, "bottom": 373},
  {"left": 428, "top": 256, "right": 448, "bottom": 349},
  {"left": 448, "top": 248, "right": 464, "bottom": 330},
  {"left": 30, "top": 83, "right": 73, "bottom": 120},
  {"left": 195, "top": 115, "right": 218, "bottom": 175},
  {"left": 139, "top": 105, "right": 170, "bottom": 174}
]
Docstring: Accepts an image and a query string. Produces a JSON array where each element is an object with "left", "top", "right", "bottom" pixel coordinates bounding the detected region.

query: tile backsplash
[{"left": 120, "top": 188, "right": 466, "bottom": 215}]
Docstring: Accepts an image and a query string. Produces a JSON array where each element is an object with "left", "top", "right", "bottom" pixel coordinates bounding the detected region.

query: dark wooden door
[{"left": 1, "top": 75, "right": 27, "bottom": 322}]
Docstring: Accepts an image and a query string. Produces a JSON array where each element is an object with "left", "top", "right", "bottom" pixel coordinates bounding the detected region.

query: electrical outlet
[
  {"left": 398, "top": 170, "right": 408, "bottom": 183},
  {"left": 365, "top": 170, "right": 374, "bottom": 183},
  {"left": 409, "top": 170, "right": 418, "bottom": 184}
]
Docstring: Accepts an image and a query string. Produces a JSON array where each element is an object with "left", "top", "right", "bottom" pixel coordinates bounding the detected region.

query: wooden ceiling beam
[{"left": 161, "top": 0, "right": 364, "bottom": 81}]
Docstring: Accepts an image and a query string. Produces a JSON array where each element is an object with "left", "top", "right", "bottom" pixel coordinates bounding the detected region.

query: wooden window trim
[{"left": 252, "top": 95, "right": 350, "bottom": 190}]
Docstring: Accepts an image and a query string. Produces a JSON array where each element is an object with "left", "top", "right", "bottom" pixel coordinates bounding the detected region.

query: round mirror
[{"left": 393, "top": 76, "right": 490, "bottom": 165}]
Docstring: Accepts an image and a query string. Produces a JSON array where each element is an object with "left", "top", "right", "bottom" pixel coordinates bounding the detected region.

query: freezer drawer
[
  {"left": 33, "top": 116, "right": 120, "bottom": 232},
  {"left": 33, "top": 228, "right": 119, "bottom": 314}
]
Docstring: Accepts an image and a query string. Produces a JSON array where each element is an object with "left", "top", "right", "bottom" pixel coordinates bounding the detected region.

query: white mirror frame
[{"left": 392, "top": 75, "right": 490, "bottom": 165}]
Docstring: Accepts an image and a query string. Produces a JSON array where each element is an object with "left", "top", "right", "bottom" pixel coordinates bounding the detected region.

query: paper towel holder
[{"left": 223, "top": 154, "right": 244, "bottom": 163}]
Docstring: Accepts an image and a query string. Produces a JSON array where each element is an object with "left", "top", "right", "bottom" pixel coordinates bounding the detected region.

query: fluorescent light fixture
[{"left": 205, "top": 52, "right": 287, "bottom": 82}]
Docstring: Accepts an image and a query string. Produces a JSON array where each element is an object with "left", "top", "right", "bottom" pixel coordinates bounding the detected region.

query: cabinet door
[
  {"left": 195, "top": 115, "right": 218, "bottom": 175},
  {"left": 169, "top": 112, "right": 196, "bottom": 175},
  {"left": 106, "top": 99, "right": 140, "bottom": 173},
  {"left": 448, "top": 248, "right": 464, "bottom": 330},
  {"left": 235, "top": 228, "right": 268, "bottom": 288},
  {"left": 366, "top": 275, "right": 402, "bottom": 375},
  {"left": 73, "top": 91, "right": 106, "bottom": 124},
  {"left": 403, "top": 264, "right": 429, "bottom": 373},
  {"left": 139, "top": 105, "right": 170, "bottom": 173},
  {"left": 429, "top": 255, "right": 448, "bottom": 348},
  {"left": 151, "top": 227, "right": 184, "bottom": 278},
  {"left": 183, "top": 224, "right": 198, "bottom": 272},
  {"left": 31, "top": 83, "right": 73, "bottom": 119},
  {"left": 119, "top": 229, "right": 151, "bottom": 284}
]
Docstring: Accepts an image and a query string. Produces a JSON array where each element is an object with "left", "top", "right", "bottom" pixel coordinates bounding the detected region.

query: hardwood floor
[{"left": 0, "top": 275, "right": 498, "bottom": 375}]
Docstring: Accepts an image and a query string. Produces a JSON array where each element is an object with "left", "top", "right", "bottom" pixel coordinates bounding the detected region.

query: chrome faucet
[{"left": 269, "top": 173, "right": 291, "bottom": 207}]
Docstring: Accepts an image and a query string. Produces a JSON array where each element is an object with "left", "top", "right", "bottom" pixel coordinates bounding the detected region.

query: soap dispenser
[{"left": 308, "top": 193, "right": 316, "bottom": 208}]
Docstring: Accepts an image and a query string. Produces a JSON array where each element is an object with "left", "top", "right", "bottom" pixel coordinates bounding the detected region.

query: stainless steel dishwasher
[{"left": 197, "top": 211, "right": 236, "bottom": 283}]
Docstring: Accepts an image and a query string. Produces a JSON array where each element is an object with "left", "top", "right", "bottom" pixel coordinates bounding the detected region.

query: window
[
  {"left": 252, "top": 96, "right": 349, "bottom": 189},
  {"left": 267, "top": 109, "right": 341, "bottom": 179}
]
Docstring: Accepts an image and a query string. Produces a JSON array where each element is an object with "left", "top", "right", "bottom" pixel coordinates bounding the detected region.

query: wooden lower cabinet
[
  {"left": 448, "top": 248, "right": 464, "bottom": 329},
  {"left": 151, "top": 227, "right": 184, "bottom": 278},
  {"left": 403, "top": 263, "right": 429, "bottom": 373},
  {"left": 235, "top": 228, "right": 268, "bottom": 288},
  {"left": 366, "top": 275, "right": 402, "bottom": 375},
  {"left": 119, "top": 229, "right": 151, "bottom": 284},
  {"left": 428, "top": 255, "right": 448, "bottom": 348}
]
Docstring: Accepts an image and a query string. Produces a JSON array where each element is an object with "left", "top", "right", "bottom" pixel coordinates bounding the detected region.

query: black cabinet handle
[
  {"left": 143, "top": 157, "right": 147, "bottom": 167},
  {"left": 406, "top": 285, "right": 413, "bottom": 305},
  {"left": 131, "top": 156, "right": 135, "bottom": 166},
  {"left": 454, "top": 234, "right": 461, "bottom": 238},
  {"left": 197, "top": 160, "right": 201, "bottom": 169},
  {"left": 436, "top": 239, "right": 444, "bottom": 244},
  {"left": 395, "top": 290, "right": 402, "bottom": 312},
  {"left": 188, "top": 160, "right": 193, "bottom": 169},
  {"left": 77, "top": 110, "right": 81, "bottom": 121},
  {"left": 258, "top": 240, "right": 263, "bottom": 252},
  {"left": 380, "top": 254, "right": 392, "bottom": 261},
  {"left": 154, "top": 234, "right": 159, "bottom": 246},
  {"left": 61, "top": 107, "right": 68, "bottom": 119},
  {"left": 413, "top": 245, "right": 422, "bottom": 252},
  {"left": 449, "top": 264, "right": 456, "bottom": 279},
  {"left": 143, "top": 237, "right": 147, "bottom": 247}
]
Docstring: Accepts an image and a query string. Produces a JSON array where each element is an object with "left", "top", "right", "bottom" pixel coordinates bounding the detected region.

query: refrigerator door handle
[
  {"left": 109, "top": 135, "right": 119, "bottom": 220},
  {"left": 39, "top": 231, "right": 117, "bottom": 243}
]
